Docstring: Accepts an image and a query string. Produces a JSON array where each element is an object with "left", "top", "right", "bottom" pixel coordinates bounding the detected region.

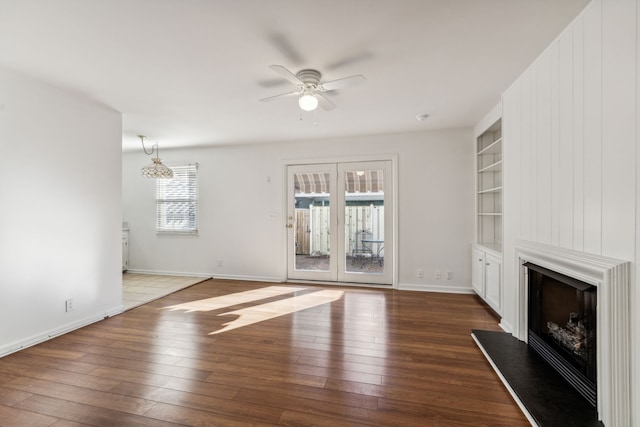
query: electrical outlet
[
  {"left": 217, "top": 259, "right": 223, "bottom": 267},
  {"left": 447, "top": 271, "right": 453, "bottom": 280},
  {"left": 417, "top": 269, "right": 424, "bottom": 278},
  {"left": 65, "top": 299, "right": 74, "bottom": 312},
  {"left": 434, "top": 270, "right": 441, "bottom": 279}
]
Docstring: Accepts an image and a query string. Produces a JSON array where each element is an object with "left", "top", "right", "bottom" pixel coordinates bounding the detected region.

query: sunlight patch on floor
[
  {"left": 163, "top": 285, "right": 307, "bottom": 313},
  {"left": 209, "top": 289, "right": 344, "bottom": 335}
]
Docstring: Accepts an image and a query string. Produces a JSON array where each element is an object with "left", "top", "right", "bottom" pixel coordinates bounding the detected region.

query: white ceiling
[{"left": 0, "top": 0, "right": 589, "bottom": 151}]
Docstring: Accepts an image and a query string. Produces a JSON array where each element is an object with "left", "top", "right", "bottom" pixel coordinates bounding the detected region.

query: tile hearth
[{"left": 472, "top": 330, "right": 602, "bottom": 427}]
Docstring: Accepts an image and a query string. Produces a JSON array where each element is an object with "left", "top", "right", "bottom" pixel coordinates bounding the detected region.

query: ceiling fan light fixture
[
  {"left": 260, "top": 65, "right": 364, "bottom": 112},
  {"left": 298, "top": 93, "right": 318, "bottom": 111}
]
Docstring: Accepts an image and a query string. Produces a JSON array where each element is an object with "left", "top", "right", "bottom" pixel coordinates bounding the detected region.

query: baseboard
[
  {"left": 398, "top": 283, "right": 475, "bottom": 294},
  {"left": 285, "top": 279, "right": 393, "bottom": 289},
  {"left": 212, "top": 273, "right": 284, "bottom": 283},
  {"left": 125, "top": 268, "right": 213, "bottom": 278},
  {"left": 125, "top": 271, "right": 474, "bottom": 293},
  {"left": 0, "top": 305, "right": 123, "bottom": 358},
  {"left": 127, "top": 269, "right": 281, "bottom": 284},
  {"left": 499, "top": 320, "right": 513, "bottom": 333}
]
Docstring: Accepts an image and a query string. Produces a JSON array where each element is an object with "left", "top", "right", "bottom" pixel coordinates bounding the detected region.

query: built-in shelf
[
  {"left": 476, "top": 118, "right": 502, "bottom": 254},
  {"left": 476, "top": 242, "right": 502, "bottom": 254},
  {"left": 473, "top": 109, "right": 503, "bottom": 316},
  {"left": 478, "top": 186, "right": 502, "bottom": 194},
  {"left": 477, "top": 137, "right": 503, "bottom": 156},
  {"left": 478, "top": 160, "right": 503, "bottom": 173}
]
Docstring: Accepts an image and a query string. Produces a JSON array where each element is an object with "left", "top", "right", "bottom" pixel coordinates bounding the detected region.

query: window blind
[{"left": 156, "top": 163, "right": 198, "bottom": 234}]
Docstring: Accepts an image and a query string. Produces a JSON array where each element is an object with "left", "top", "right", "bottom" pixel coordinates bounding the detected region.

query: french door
[{"left": 286, "top": 161, "right": 393, "bottom": 285}]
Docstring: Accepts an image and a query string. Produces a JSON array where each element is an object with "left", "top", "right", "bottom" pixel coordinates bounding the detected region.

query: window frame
[{"left": 155, "top": 163, "right": 199, "bottom": 236}]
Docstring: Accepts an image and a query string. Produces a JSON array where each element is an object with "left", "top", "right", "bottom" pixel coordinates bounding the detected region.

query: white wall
[
  {"left": 0, "top": 66, "right": 123, "bottom": 356},
  {"left": 501, "top": 0, "right": 639, "bottom": 423},
  {"left": 122, "top": 129, "right": 474, "bottom": 292}
]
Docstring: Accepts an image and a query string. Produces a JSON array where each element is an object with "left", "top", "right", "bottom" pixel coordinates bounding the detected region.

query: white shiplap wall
[{"left": 502, "top": 0, "right": 638, "bottom": 424}]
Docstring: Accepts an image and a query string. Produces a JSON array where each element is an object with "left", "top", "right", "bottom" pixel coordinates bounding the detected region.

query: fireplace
[
  {"left": 526, "top": 262, "right": 597, "bottom": 407},
  {"left": 513, "top": 240, "right": 631, "bottom": 427}
]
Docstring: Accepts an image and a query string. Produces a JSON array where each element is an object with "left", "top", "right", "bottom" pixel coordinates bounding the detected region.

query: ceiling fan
[{"left": 259, "top": 65, "right": 366, "bottom": 112}]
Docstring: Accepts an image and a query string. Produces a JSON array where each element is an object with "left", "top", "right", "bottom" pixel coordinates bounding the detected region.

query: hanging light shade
[
  {"left": 141, "top": 157, "right": 173, "bottom": 178},
  {"left": 298, "top": 93, "right": 318, "bottom": 111},
  {"left": 138, "top": 135, "right": 173, "bottom": 179}
]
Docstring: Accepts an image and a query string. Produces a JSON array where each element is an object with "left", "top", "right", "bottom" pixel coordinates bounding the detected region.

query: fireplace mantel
[{"left": 513, "top": 240, "right": 631, "bottom": 427}]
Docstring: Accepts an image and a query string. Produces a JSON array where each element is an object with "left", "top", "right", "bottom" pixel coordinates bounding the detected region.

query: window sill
[{"left": 156, "top": 231, "right": 199, "bottom": 238}]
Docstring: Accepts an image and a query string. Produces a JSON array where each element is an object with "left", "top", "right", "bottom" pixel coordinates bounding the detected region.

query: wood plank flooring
[{"left": 0, "top": 279, "right": 529, "bottom": 426}]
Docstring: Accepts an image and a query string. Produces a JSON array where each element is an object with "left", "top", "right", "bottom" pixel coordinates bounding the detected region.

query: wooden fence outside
[{"left": 295, "top": 205, "right": 384, "bottom": 256}]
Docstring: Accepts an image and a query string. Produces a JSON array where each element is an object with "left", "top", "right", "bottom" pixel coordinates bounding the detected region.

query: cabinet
[
  {"left": 476, "top": 119, "right": 502, "bottom": 252},
  {"left": 472, "top": 244, "right": 502, "bottom": 314},
  {"left": 122, "top": 230, "right": 129, "bottom": 271}
]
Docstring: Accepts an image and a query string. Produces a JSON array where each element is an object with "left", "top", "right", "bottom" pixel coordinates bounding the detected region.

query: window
[{"left": 156, "top": 163, "right": 198, "bottom": 234}]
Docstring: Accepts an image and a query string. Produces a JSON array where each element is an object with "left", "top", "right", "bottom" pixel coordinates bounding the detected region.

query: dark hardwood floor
[{"left": 0, "top": 279, "right": 528, "bottom": 426}]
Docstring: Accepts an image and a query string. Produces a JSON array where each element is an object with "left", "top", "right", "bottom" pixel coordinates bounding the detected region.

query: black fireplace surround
[{"left": 526, "top": 262, "right": 597, "bottom": 407}]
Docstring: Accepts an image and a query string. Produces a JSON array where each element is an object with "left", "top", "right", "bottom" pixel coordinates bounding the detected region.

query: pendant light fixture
[{"left": 139, "top": 135, "right": 173, "bottom": 179}]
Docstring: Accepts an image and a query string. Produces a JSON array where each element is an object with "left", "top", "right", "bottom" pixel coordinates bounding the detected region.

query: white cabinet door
[
  {"left": 122, "top": 231, "right": 129, "bottom": 271},
  {"left": 471, "top": 245, "right": 502, "bottom": 315},
  {"left": 471, "top": 247, "right": 485, "bottom": 296},
  {"left": 484, "top": 252, "right": 501, "bottom": 313}
]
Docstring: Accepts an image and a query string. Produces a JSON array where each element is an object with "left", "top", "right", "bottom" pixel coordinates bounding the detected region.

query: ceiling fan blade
[
  {"left": 257, "top": 78, "right": 290, "bottom": 89},
  {"left": 325, "top": 51, "right": 374, "bottom": 71},
  {"left": 319, "top": 74, "right": 366, "bottom": 92},
  {"left": 316, "top": 93, "right": 336, "bottom": 111},
  {"left": 259, "top": 90, "right": 302, "bottom": 102},
  {"left": 268, "top": 33, "right": 305, "bottom": 65},
  {"left": 269, "top": 65, "right": 303, "bottom": 87}
]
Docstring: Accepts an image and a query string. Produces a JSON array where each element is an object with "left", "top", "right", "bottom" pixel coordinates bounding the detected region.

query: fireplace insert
[{"left": 525, "top": 262, "right": 597, "bottom": 407}]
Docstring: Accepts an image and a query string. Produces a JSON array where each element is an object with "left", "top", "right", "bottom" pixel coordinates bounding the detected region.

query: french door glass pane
[
  {"left": 344, "top": 169, "right": 384, "bottom": 274},
  {"left": 293, "top": 172, "right": 331, "bottom": 272}
]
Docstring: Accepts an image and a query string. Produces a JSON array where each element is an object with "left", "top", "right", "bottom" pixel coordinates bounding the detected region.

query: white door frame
[
  {"left": 286, "top": 163, "right": 338, "bottom": 282},
  {"left": 282, "top": 154, "right": 398, "bottom": 288}
]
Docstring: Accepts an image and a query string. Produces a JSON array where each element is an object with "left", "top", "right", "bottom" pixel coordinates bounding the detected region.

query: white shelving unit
[
  {"left": 476, "top": 119, "right": 502, "bottom": 253},
  {"left": 473, "top": 112, "right": 503, "bottom": 315}
]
